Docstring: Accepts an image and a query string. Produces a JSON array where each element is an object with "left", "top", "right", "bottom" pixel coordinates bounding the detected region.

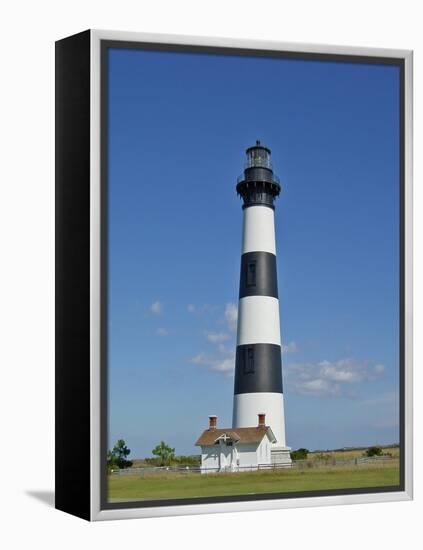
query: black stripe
[
  {"left": 234, "top": 343, "right": 283, "bottom": 394},
  {"left": 239, "top": 251, "right": 278, "bottom": 299}
]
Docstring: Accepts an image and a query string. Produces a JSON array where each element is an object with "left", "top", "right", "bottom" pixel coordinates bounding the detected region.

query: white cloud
[
  {"left": 224, "top": 303, "right": 238, "bottom": 332},
  {"left": 156, "top": 327, "right": 168, "bottom": 336},
  {"left": 212, "top": 357, "right": 235, "bottom": 374},
  {"left": 300, "top": 378, "right": 341, "bottom": 397},
  {"left": 189, "top": 303, "right": 238, "bottom": 377},
  {"left": 190, "top": 349, "right": 235, "bottom": 377},
  {"left": 150, "top": 301, "right": 162, "bottom": 315},
  {"left": 374, "top": 364, "right": 385, "bottom": 374},
  {"left": 205, "top": 331, "right": 230, "bottom": 343},
  {"left": 187, "top": 304, "right": 195, "bottom": 313},
  {"left": 281, "top": 341, "right": 298, "bottom": 354},
  {"left": 285, "top": 358, "right": 386, "bottom": 397},
  {"left": 319, "top": 360, "right": 362, "bottom": 382},
  {"left": 190, "top": 352, "right": 207, "bottom": 364}
]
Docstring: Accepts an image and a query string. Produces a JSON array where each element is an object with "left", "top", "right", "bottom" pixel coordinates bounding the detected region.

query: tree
[
  {"left": 290, "top": 448, "right": 309, "bottom": 461},
  {"left": 107, "top": 449, "right": 117, "bottom": 471},
  {"left": 365, "top": 446, "right": 383, "bottom": 457},
  {"left": 152, "top": 441, "right": 175, "bottom": 466},
  {"left": 107, "top": 439, "right": 133, "bottom": 470}
]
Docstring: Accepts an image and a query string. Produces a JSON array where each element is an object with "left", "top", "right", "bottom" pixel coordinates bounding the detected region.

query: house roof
[{"left": 195, "top": 426, "right": 276, "bottom": 446}]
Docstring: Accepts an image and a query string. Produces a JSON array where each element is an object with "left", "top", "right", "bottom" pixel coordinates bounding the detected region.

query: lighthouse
[
  {"left": 232, "top": 140, "right": 292, "bottom": 466},
  {"left": 195, "top": 141, "right": 291, "bottom": 472}
]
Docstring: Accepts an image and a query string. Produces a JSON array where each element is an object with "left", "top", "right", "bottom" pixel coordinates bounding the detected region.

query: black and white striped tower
[{"left": 232, "top": 140, "right": 291, "bottom": 465}]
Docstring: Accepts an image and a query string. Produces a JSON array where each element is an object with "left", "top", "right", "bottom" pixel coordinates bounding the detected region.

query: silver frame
[{"left": 89, "top": 29, "right": 413, "bottom": 521}]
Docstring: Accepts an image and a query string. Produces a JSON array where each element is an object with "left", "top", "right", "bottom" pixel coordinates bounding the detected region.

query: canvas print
[{"left": 103, "top": 44, "right": 402, "bottom": 506}]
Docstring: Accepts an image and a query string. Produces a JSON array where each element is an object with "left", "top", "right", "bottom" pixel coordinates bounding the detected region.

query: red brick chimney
[
  {"left": 258, "top": 413, "right": 266, "bottom": 427},
  {"left": 209, "top": 415, "right": 217, "bottom": 430}
]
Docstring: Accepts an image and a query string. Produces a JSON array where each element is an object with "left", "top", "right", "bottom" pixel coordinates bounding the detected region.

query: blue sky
[{"left": 107, "top": 47, "right": 400, "bottom": 458}]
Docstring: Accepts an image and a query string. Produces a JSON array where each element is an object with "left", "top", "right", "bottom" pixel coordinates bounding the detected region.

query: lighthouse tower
[{"left": 232, "top": 141, "right": 291, "bottom": 466}]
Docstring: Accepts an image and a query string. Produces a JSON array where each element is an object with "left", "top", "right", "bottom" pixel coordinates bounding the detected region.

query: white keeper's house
[{"left": 195, "top": 414, "right": 277, "bottom": 472}]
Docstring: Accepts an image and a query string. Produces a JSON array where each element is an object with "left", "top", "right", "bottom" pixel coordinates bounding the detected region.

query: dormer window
[{"left": 215, "top": 433, "right": 238, "bottom": 446}]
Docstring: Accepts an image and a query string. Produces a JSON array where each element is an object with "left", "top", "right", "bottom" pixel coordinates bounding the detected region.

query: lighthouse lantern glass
[{"left": 246, "top": 147, "right": 272, "bottom": 169}]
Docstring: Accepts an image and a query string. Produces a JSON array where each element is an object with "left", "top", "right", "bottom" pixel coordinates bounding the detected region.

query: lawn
[{"left": 108, "top": 462, "right": 400, "bottom": 502}]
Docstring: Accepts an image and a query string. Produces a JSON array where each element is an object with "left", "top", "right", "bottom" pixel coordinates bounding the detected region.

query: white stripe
[
  {"left": 232, "top": 392, "right": 286, "bottom": 447},
  {"left": 242, "top": 205, "right": 276, "bottom": 254},
  {"left": 237, "top": 296, "right": 281, "bottom": 345}
]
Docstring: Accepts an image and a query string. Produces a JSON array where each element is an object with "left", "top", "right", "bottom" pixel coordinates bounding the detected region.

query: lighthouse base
[{"left": 270, "top": 446, "right": 292, "bottom": 467}]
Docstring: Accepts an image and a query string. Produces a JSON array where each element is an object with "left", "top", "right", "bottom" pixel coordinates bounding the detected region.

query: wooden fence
[{"left": 111, "top": 455, "right": 396, "bottom": 476}]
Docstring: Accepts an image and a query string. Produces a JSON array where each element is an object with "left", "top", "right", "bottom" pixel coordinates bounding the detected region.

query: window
[
  {"left": 246, "top": 261, "right": 257, "bottom": 287},
  {"left": 244, "top": 347, "right": 255, "bottom": 374}
]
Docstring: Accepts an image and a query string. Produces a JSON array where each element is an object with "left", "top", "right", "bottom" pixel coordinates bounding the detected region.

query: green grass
[{"left": 108, "top": 462, "right": 400, "bottom": 502}]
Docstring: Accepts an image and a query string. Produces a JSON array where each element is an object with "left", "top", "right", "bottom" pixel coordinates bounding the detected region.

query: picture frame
[{"left": 55, "top": 29, "right": 413, "bottom": 521}]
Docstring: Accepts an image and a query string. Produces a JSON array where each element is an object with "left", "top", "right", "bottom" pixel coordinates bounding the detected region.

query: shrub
[
  {"left": 171, "top": 455, "right": 201, "bottom": 466},
  {"left": 365, "top": 446, "right": 383, "bottom": 457},
  {"left": 290, "top": 448, "right": 309, "bottom": 461}
]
